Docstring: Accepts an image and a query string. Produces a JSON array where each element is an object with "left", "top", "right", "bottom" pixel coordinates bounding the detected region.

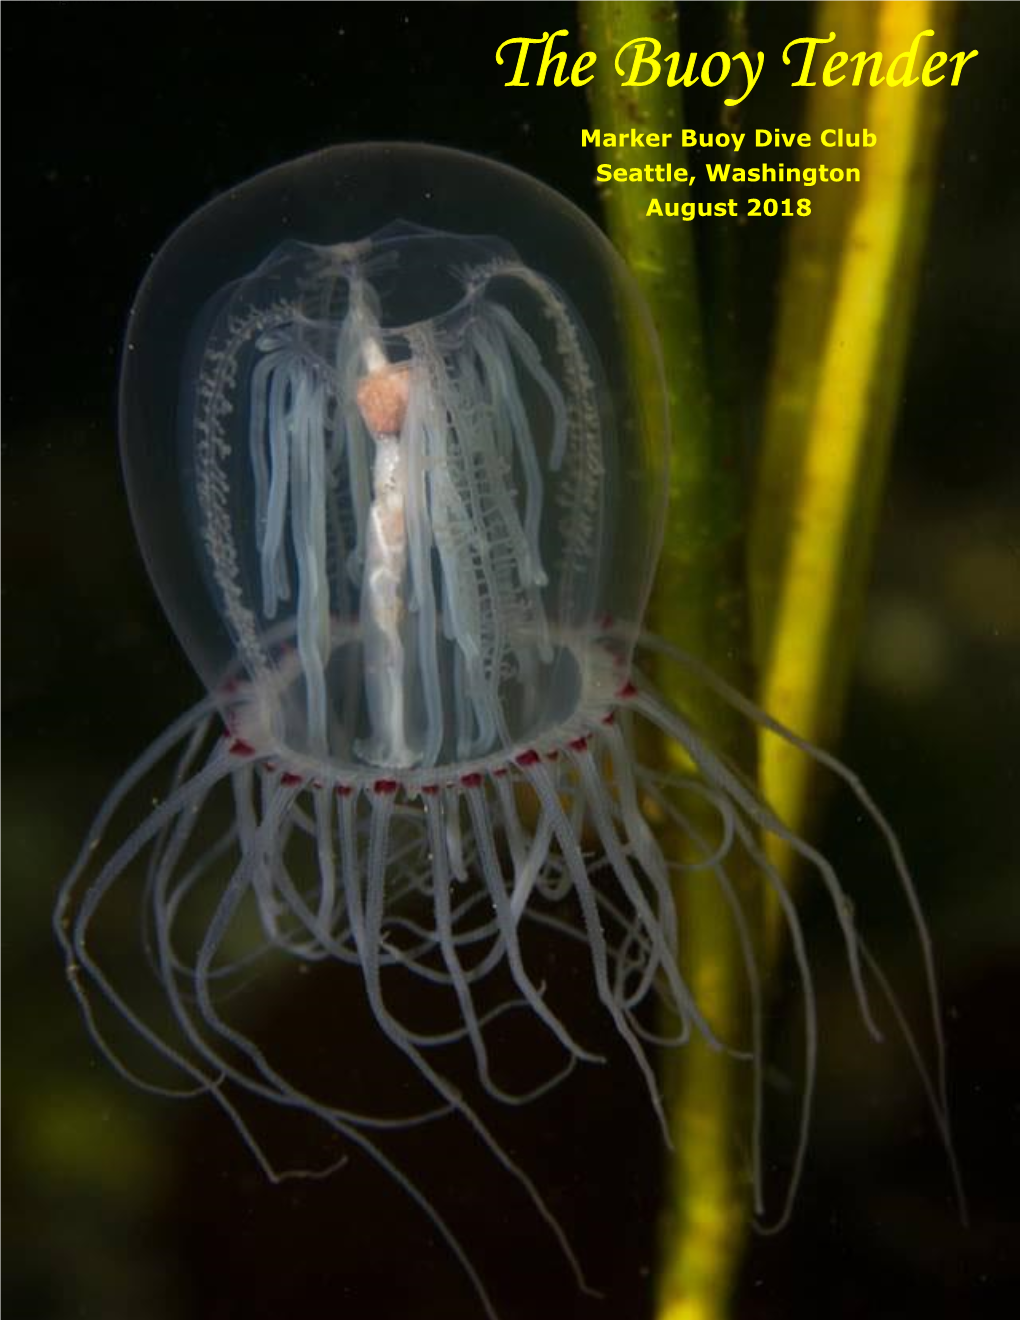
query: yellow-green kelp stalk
[
  {"left": 751, "top": 0, "right": 952, "bottom": 878},
  {"left": 582, "top": 2, "right": 952, "bottom": 1319},
  {"left": 582, "top": 5, "right": 761, "bottom": 1320}
]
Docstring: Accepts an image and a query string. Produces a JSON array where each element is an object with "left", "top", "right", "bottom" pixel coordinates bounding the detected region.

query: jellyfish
[{"left": 56, "top": 143, "right": 960, "bottom": 1316}]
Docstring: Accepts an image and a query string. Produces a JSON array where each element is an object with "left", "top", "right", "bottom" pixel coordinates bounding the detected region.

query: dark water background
[{"left": 3, "top": 4, "right": 1017, "bottom": 1318}]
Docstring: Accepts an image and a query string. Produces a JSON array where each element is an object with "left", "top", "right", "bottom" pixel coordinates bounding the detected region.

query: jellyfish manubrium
[{"left": 56, "top": 143, "right": 959, "bottom": 1314}]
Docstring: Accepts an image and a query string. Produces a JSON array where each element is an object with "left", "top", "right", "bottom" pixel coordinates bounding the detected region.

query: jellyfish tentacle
[
  {"left": 238, "top": 782, "right": 504, "bottom": 1015},
  {"left": 254, "top": 775, "right": 324, "bottom": 961},
  {"left": 56, "top": 727, "right": 235, "bottom": 1093},
  {"left": 722, "top": 809, "right": 818, "bottom": 1234},
  {"left": 423, "top": 791, "right": 580, "bottom": 1104},
  {"left": 632, "top": 684, "right": 884, "bottom": 1046},
  {"left": 137, "top": 783, "right": 504, "bottom": 1320},
  {"left": 586, "top": 726, "right": 688, "bottom": 1017},
  {"left": 470, "top": 313, "right": 549, "bottom": 595},
  {"left": 640, "top": 772, "right": 766, "bottom": 1214},
  {"left": 140, "top": 709, "right": 223, "bottom": 978},
  {"left": 65, "top": 741, "right": 448, "bottom": 1131},
  {"left": 338, "top": 791, "right": 507, "bottom": 979},
  {"left": 519, "top": 757, "right": 672, "bottom": 1149},
  {"left": 424, "top": 793, "right": 501, "bottom": 1087},
  {"left": 448, "top": 312, "right": 549, "bottom": 684},
  {"left": 56, "top": 731, "right": 350, "bottom": 1186},
  {"left": 188, "top": 868, "right": 503, "bottom": 1318},
  {"left": 609, "top": 765, "right": 740, "bottom": 1026},
  {"left": 497, "top": 774, "right": 557, "bottom": 924},
  {"left": 256, "top": 791, "right": 493, "bottom": 1047},
  {"left": 485, "top": 299, "right": 569, "bottom": 474},
  {"left": 571, "top": 736, "right": 734, "bottom": 1056},
  {"left": 422, "top": 342, "right": 505, "bottom": 758},
  {"left": 638, "top": 630, "right": 953, "bottom": 1130},
  {"left": 250, "top": 347, "right": 293, "bottom": 616},
  {"left": 287, "top": 359, "right": 332, "bottom": 753},
  {"left": 489, "top": 770, "right": 529, "bottom": 884},
  {"left": 633, "top": 750, "right": 819, "bottom": 1231},
  {"left": 158, "top": 777, "right": 452, "bottom": 1132},
  {"left": 57, "top": 696, "right": 219, "bottom": 891},
  {"left": 159, "top": 824, "right": 280, "bottom": 994},
  {"left": 265, "top": 355, "right": 297, "bottom": 615},
  {"left": 466, "top": 301, "right": 557, "bottom": 604},
  {"left": 640, "top": 770, "right": 738, "bottom": 876},
  {"left": 311, "top": 784, "right": 339, "bottom": 932},
  {"left": 854, "top": 943, "right": 968, "bottom": 1222},
  {"left": 600, "top": 718, "right": 685, "bottom": 926},
  {"left": 252, "top": 782, "right": 337, "bottom": 965},
  {"left": 630, "top": 648, "right": 959, "bottom": 1228},
  {"left": 340, "top": 783, "right": 596, "bottom": 1296},
  {"left": 462, "top": 777, "right": 604, "bottom": 1066}
]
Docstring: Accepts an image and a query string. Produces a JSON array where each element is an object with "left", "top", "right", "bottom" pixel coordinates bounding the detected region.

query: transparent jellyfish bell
[
  {"left": 59, "top": 147, "right": 964, "bottom": 1320},
  {"left": 120, "top": 143, "right": 669, "bottom": 776}
]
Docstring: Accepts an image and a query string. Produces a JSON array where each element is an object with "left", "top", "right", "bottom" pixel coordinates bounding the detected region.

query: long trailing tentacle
[
  {"left": 57, "top": 727, "right": 524, "bottom": 1320},
  {"left": 632, "top": 628, "right": 963, "bottom": 1218},
  {"left": 339, "top": 784, "right": 599, "bottom": 1299},
  {"left": 518, "top": 755, "right": 675, "bottom": 1149},
  {"left": 158, "top": 772, "right": 453, "bottom": 1131},
  {"left": 55, "top": 700, "right": 230, "bottom": 1099},
  {"left": 176, "top": 815, "right": 506, "bottom": 1320},
  {"left": 461, "top": 778, "right": 603, "bottom": 1067},
  {"left": 424, "top": 792, "right": 584, "bottom": 1104},
  {"left": 568, "top": 735, "right": 740, "bottom": 1056},
  {"left": 637, "top": 771, "right": 767, "bottom": 1216}
]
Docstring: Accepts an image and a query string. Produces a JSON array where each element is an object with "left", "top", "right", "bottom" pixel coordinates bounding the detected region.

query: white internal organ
[{"left": 356, "top": 359, "right": 416, "bottom": 768}]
